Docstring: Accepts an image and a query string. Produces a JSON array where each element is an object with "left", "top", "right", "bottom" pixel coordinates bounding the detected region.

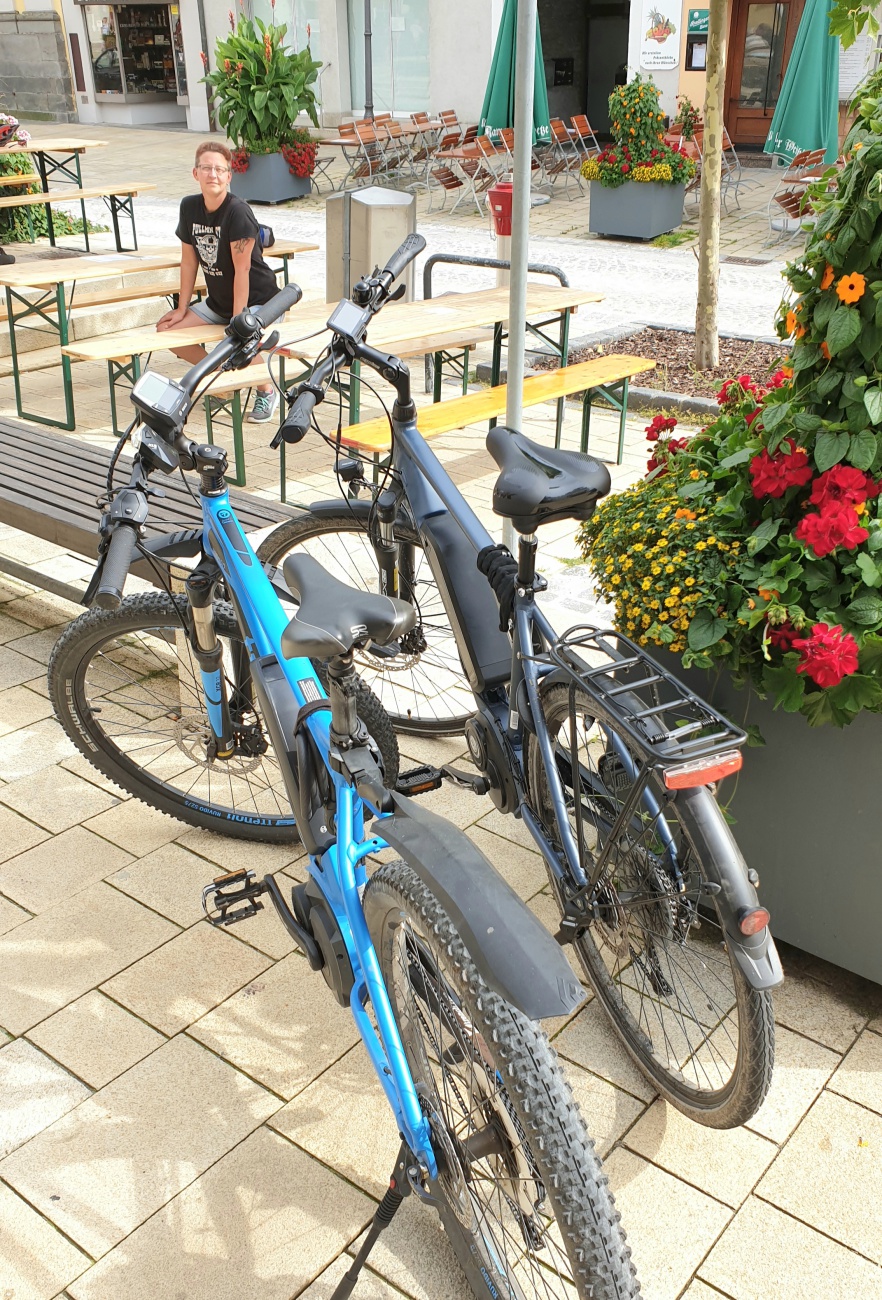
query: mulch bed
[{"left": 537, "top": 328, "right": 789, "bottom": 400}]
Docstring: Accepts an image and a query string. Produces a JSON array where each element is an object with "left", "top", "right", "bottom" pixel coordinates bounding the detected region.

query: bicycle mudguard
[
  {"left": 372, "top": 793, "right": 586, "bottom": 1021},
  {"left": 676, "top": 786, "right": 784, "bottom": 991}
]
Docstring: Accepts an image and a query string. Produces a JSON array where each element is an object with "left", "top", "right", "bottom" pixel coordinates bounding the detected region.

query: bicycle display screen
[
  {"left": 327, "top": 299, "right": 372, "bottom": 343},
  {"left": 131, "top": 370, "right": 190, "bottom": 438}
]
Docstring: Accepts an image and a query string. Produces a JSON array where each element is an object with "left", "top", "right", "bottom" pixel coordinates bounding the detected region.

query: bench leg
[
  {"left": 581, "top": 391, "right": 592, "bottom": 455},
  {"left": 433, "top": 348, "right": 442, "bottom": 403},
  {"left": 230, "top": 390, "right": 246, "bottom": 487},
  {"left": 489, "top": 322, "right": 504, "bottom": 430},
  {"left": 7, "top": 283, "right": 76, "bottom": 432},
  {"left": 108, "top": 355, "right": 141, "bottom": 437},
  {"left": 554, "top": 308, "right": 571, "bottom": 448},
  {"left": 462, "top": 346, "right": 471, "bottom": 396},
  {"left": 617, "top": 378, "right": 629, "bottom": 465}
]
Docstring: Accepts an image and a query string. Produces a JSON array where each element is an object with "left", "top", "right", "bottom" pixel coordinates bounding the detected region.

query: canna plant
[{"left": 204, "top": 12, "right": 321, "bottom": 156}]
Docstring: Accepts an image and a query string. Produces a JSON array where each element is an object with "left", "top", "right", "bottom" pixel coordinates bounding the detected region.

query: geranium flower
[
  {"left": 792, "top": 623, "right": 860, "bottom": 688},
  {"left": 820, "top": 263, "right": 835, "bottom": 290},
  {"left": 809, "top": 465, "right": 878, "bottom": 511},
  {"left": 645, "top": 414, "right": 677, "bottom": 442},
  {"left": 794, "top": 502, "right": 869, "bottom": 556},
  {"left": 767, "top": 620, "right": 799, "bottom": 650},
  {"left": 749, "top": 441, "right": 813, "bottom": 499},
  {"left": 836, "top": 273, "right": 866, "bottom": 304},
  {"left": 766, "top": 369, "right": 789, "bottom": 389}
]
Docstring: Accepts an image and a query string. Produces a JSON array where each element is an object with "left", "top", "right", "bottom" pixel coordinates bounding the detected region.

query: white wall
[{"left": 428, "top": 0, "right": 496, "bottom": 120}]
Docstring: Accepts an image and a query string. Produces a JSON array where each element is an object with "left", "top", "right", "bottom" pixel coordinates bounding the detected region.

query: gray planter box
[
  {"left": 588, "top": 181, "right": 686, "bottom": 240},
  {"left": 653, "top": 647, "right": 882, "bottom": 983},
  {"left": 229, "top": 152, "right": 311, "bottom": 205}
]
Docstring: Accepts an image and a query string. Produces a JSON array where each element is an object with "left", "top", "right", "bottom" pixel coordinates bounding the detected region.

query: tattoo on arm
[{"left": 232, "top": 238, "right": 251, "bottom": 254}]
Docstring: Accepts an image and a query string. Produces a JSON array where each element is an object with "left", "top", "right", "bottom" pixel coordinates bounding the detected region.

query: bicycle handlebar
[
  {"left": 94, "top": 522, "right": 139, "bottom": 610},
  {"left": 180, "top": 282, "right": 303, "bottom": 399}
]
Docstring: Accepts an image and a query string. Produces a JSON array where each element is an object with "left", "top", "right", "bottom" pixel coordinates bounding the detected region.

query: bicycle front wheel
[
  {"left": 365, "top": 858, "right": 640, "bottom": 1300},
  {"left": 528, "top": 681, "right": 774, "bottom": 1129},
  {"left": 48, "top": 592, "right": 399, "bottom": 842},
  {"left": 257, "top": 510, "right": 473, "bottom": 735}
]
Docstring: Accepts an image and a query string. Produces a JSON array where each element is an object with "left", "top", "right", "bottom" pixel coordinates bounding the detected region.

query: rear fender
[{"left": 372, "top": 794, "right": 586, "bottom": 1021}]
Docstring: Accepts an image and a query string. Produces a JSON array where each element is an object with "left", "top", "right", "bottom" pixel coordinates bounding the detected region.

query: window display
[{"left": 83, "top": 2, "right": 177, "bottom": 98}]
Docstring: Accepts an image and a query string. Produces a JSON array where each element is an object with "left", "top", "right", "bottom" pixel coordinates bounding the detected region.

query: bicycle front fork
[{"left": 186, "top": 567, "right": 235, "bottom": 758}]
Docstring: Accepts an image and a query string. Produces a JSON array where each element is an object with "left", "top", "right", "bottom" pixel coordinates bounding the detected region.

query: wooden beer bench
[{"left": 0, "top": 182, "right": 157, "bottom": 252}]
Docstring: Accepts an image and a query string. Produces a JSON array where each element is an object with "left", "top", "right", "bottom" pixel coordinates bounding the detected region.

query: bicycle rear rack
[{"left": 542, "top": 624, "right": 745, "bottom": 766}]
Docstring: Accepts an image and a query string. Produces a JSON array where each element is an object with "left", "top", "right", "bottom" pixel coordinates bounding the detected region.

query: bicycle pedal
[
  {"left": 201, "top": 868, "right": 265, "bottom": 927},
  {"left": 441, "top": 764, "right": 490, "bottom": 796},
  {"left": 395, "top": 764, "right": 444, "bottom": 796}
]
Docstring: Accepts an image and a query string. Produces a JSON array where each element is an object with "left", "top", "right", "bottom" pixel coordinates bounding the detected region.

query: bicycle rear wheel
[
  {"left": 528, "top": 680, "right": 774, "bottom": 1129},
  {"left": 48, "top": 593, "right": 398, "bottom": 842},
  {"left": 365, "top": 858, "right": 640, "bottom": 1300},
  {"left": 257, "top": 510, "right": 473, "bottom": 735}
]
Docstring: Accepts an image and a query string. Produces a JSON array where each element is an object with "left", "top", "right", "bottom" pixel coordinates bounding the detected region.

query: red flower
[
  {"left": 749, "top": 440, "right": 813, "bottom": 499},
  {"left": 794, "top": 502, "right": 869, "bottom": 557},
  {"left": 766, "top": 368, "right": 789, "bottom": 389},
  {"left": 809, "top": 464, "right": 879, "bottom": 510},
  {"left": 650, "top": 148, "right": 659, "bottom": 158},
  {"left": 767, "top": 620, "right": 799, "bottom": 651},
  {"left": 621, "top": 162, "right": 630, "bottom": 173},
  {"left": 645, "top": 413, "right": 677, "bottom": 443},
  {"left": 746, "top": 406, "right": 762, "bottom": 427},
  {"left": 792, "top": 623, "right": 860, "bottom": 689}
]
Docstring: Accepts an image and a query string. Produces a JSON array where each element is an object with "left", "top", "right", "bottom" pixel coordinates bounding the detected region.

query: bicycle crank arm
[{"left": 202, "top": 868, "right": 323, "bottom": 969}]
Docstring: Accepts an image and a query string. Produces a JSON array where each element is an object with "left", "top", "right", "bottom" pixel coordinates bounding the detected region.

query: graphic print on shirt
[{"left": 193, "top": 224, "right": 221, "bottom": 275}]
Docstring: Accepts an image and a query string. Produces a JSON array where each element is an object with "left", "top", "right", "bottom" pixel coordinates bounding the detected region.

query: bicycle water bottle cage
[
  {"left": 487, "top": 427, "right": 612, "bottom": 533},
  {"left": 279, "top": 554, "right": 416, "bottom": 661}
]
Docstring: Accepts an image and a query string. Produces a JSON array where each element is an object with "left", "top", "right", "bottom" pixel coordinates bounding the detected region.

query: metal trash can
[{"left": 326, "top": 187, "right": 417, "bottom": 302}]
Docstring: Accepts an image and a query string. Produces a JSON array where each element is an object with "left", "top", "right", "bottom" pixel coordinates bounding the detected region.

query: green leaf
[
  {"left": 847, "top": 592, "right": 882, "bottom": 625},
  {"left": 813, "top": 293, "right": 838, "bottom": 330},
  {"left": 801, "top": 690, "right": 848, "bottom": 727},
  {"left": 747, "top": 517, "right": 782, "bottom": 556},
  {"left": 761, "top": 401, "right": 791, "bottom": 432},
  {"left": 826, "top": 304, "right": 863, "bottom": 357},
  {"left": 719, "top": 446, "right": 753, "bottom": 469},
  {"left": 793, "top": 411, "right": 824, "bottom": 433},
  {"left": 858, "top": 633, "right": 882, "bottom": 674},
  {"left": 857, "top": 552, "right": 882, "bottom": 587},
  {"left": 687, "top": 607, "right": 728, "bottom": 651},
  {"left": 817, "top": 367, "right": 843, "bottom": 399},
  {"left": 826, "top": 673, "right": 882, "bottom": 713},
  {"left": 849, "top": 428, "right": 877, "bottom": 470},
  {"left": 865, "top": 387, "right": 882, "bottom": 425},
  {"left": 762, "top": 664, "right": 806, "bottom": 712},
  {"left": 814, "top": 429, "right": 851, "bottom": 471},
  {"left": 744, "top": 723, "right": 765, "bottom": 747},
  {"left": 678, "top": 479, "right": 710, "bottom": 498}
]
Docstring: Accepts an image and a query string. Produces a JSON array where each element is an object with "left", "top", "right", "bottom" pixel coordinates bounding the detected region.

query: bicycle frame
[{"left": 194, "top": 485, "right": 437, "bottom": 1176}]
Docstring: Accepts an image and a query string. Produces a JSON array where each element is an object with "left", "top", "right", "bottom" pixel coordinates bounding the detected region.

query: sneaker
[{"left": 247, "top": 388, "right": 279, "bottom": 423}]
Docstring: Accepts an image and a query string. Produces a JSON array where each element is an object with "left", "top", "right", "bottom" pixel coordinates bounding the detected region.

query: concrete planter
[
  {"left": 588, "top": 181, "right": 686, "bottom": 240},
  {"left": 229, "top": 152, "right": 311, "bottom": 205},
  {"left": 653, "top": 647, "right": 882, "bottom": 982}
]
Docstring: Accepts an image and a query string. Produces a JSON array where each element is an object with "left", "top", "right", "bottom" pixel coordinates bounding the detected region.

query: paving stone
[
  {"left": 298, "top": 1254, "right": 403, "bottom": 1299},
  {"left": 0, "top": 826, "right": 132, "bottom": 914},
  {"left": 346, "top": 1195, "right": 474, "bottom": 1300},
  {"left": 0, "top": 882, "right": 177, "bottom": 1034},
  {"left": 83, "top": 799, "right": 181, "bottom": 854},
  {"left": 475, "top": 805, "right": 539, "bottom": 852},
  {"left": 772, "top": 965, "right": 869, "bottom": 1054},
  {"left": 828, "top": 1029, "right": 882, "bottom": 1115},
  {"left": 0, "top": 1038, "right": 91, "bottom": 1157},
  {"left": 0, "top": 891, "right": 31, "bottom": 934},
  {"left": 700, "top": 1196, "right": 882, "bottom": 1299},
  {"left": 178, "top": 824, "right": 307, "bottom": 875},
  {"left": 397, "top": 732, "right": 467, "bottom": 768},
  {"left": 0, "top": 768, "right": 119, "bottom": 834},
  {"left": 680, "top": 1283, "right": 733, "bottom": 1299},
  {"left": 0, "top": 1179, "right": 90, "bottom": 1300},
  {"left": 268, "top": 1043, "right": 401, "bottom": 1197},
  {"left": 757, "top": 1090, "right": 882, "bottom": 1264},
  {"left": 4, "top": 593, "right": 72, "bottom": 629},
  {"left": 604, "top": 1147, "right": 732, "bottom": 1300},
  {"left": 0, "top": 803, "right": 49, "bottom": 864},
  {"left": 0, "top": 715, "right": 76, "bottom": 781},
  {"left": 464, "top": 823, "right": 547, "bottom": 900},
  {"left": 190, "top": 952, "right": 359, "bottom": 1099},
  {"left": 623, "top": 1098, "right": 777, "bottom": 1208},
  {"left": 26, "top": 990, "right": 165, "bottom": 1089},
  {"left": 564, "top": 1058, "right": 646, "bottom": 1158},
  {"left": 107, "top": 841, "right": 227, "bottom": 926},
  {"left": 412, "top": 779, "right": 490, "bottom": 829},
  {"left": 6, "top": 626, "right": 64, "bottom": 666},
  {"left": 0, "top": 643, "right": 54, "bottom": 691},
  {"left": 0, "top": 609, "right": 34, "bottom": 643},
  {"left": 102, "top": 921, "right": 273, "bottom": 1035},
  {"left": 67, "top": 1127, "right": 372, "bottom": 1300},
  {"left": 0, "top": 682, "right": 53, "bottom": 736},
  {"left": 555, "top": 998, "right": 657, "bottom": 1102},
  {"left": 0, "top": 1034, "right": 279, "bottom": 1259},
  {"left": 746, "top": 1024, "right": 840, "bottom": 1144}
]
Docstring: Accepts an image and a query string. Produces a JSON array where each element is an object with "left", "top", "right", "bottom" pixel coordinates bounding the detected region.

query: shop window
[
  {"left": 348, "top": 0, "right": 430, "bottom": 114},
  {"left": 738, "top": 2, "right": 787, "bottom": 109},
  {"left": 81, "top": 3, "right": 177, "bottom": 98}
]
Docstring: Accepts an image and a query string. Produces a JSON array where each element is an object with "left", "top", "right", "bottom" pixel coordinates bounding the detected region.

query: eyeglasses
[{"left": 196, "top": 164, "right": 230, "bottom": 175}]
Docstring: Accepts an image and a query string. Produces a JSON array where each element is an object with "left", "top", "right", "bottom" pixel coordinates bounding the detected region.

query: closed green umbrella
[
  {"left": 763, "top": 0, "right": 839, "bottom": 163},
  {"left": 479, "top": 0, "right": 550, "bottom": 145}
]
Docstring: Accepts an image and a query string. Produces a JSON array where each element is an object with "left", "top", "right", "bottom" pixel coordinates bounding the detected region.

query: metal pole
[
  {"left": 503, "top": 0, "right": 537, "bottom": 550},
  {"left": 364, "top": 0, "right": 374, "bottom": 120}
]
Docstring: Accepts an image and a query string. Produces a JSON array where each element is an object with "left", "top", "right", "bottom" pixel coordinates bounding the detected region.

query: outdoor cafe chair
[
  {"left": 439, "top": 108, "right": 463, "bottom": 141},
  {"left": 353, "top": 121, "right": 390, "bottom": 184},
  {"left": 426, "top": 163, "right": 463, "bottom": 211},
  {"left": 766, "top": 147, "right": 828, "bottom": 243},
  {"left": 337, "top": 121, "right": 373, "bottom": 190},
  {"left": 379, "top": 119, "right": 416, "bottom": 182},
  {"left": 570, "top": 114, "right": 601, "bottom": 159},
  {"left": 544, "top": 118, "right": 585, "bottom": 200},
  {"left": 497, "top": 128, "right": 547, "bottom": 187}
]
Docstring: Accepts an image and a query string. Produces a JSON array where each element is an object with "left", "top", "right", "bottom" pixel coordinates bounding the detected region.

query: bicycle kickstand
[{"left": 330, "top": 1143, "right": 412, "bottom": 1299}]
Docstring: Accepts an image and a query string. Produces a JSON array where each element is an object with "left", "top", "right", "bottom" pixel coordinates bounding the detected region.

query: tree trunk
[{"left": 694, "top": 0, "right": 728, "bottom": 370}]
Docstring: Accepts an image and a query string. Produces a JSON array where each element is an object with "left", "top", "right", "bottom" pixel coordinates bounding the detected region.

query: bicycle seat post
[
  {"left": 518, "top": 531, "right": 538, "bottom": 591},
  {"left": 326, "top": 654, "right": 361, "bottom": 746}
]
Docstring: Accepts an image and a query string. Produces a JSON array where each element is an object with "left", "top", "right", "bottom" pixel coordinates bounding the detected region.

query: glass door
[
  {"left": 726, "top": 0, "right": 805, "bottom": 145},
  {"left": 347, "top": 0, "right": 430, "bottom": 116}
]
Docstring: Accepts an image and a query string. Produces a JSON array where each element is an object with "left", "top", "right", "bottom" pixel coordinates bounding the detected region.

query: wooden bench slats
[
  {"left": 0, "top": 183, "right": 157, "bottom": 210},
  {"left": 0, "top": 277, "right": 194, "bottom": 323},
  {"left": 339, "top": 354, "right": 656, "bottom": 453}
]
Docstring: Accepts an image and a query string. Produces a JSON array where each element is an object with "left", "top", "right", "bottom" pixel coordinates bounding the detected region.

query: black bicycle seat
[
  {"left": 487, "top": 426, "right": 612, "bottom": 533},
  {"left": 280, "top": 553, "right": 417, "bottom": 662}
]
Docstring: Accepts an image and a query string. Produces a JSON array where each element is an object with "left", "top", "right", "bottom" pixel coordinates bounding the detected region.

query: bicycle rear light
[
  {"left": 738, "top": 907, "right": 771, "bottom": 936},
  {"left": 662, "top": 750, "right": 743, "bottom": 789}
]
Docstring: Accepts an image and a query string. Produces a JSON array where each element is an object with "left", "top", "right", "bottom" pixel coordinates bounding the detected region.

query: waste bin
[
  {"left": 488, "top": 181, "right": 513, "bottom": 287},
  {"left": 326, "top": 187, "right": 418, "bottom": 302}
]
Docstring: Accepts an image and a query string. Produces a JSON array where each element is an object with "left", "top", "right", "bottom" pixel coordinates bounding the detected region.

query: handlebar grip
[
  {"left": 381, "top": 233, "right": 426, "bottom": 284},
  {"left": 277, "top": 388, "right": 318, "bottom": 445},
  {"left": 253, "top": 282, "right": 303, "bottom": 328},
  {"left": 94, "top": 524, "right": 139, "bottom": 611}
]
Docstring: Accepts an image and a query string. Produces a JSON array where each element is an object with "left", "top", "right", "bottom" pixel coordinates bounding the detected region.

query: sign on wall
[
  {"left": 687, "top": 9, "right": 709, "bottom": 34},
  {"left": 640, "top": 0, "right": 680, "bottom": 70}
]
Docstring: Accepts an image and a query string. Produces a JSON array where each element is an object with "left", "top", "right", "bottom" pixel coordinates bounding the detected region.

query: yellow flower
[
  {"left": 611, "top": 574, "right": 621, "bottom": 584},
  {"left": 686, "top": 522, "right": 696, "bottom": 530},
  {"left": 707, "top": 536, "right": 717, "bottom": 545},
  {"left": 651, "top": 563, "right": 662, "bottom": 575},
  {"left": 689, "top": 469, "right": 700, "bottom": 480},
  {"left": 665, "top": 563, "right": 675, "bottom": 574},
  {"left": 671, "top": 586, "right": 681, "bottom": 595},
  {"left": 649, "top": 599, "right": 660, "bottom": 609},
  {"left": 633, "top": 542, "right": 645, "bottom": 551},
  {"left": 695, "top": 541, "right": 707, "bottom": 551},
  {"left": 685, "top": 576, "right": 696, "bottom": 586},
  {"left": 642, "top": 578, "right": 652, "bottom": 590},
  {"left": 665, "top": 596, "right": 677, "bottom": 608}
]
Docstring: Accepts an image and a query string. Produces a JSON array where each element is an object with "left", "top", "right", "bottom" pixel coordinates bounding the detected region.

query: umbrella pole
[
  {"left": 503, "top": 0, "right": 537, "bottom": 551},
  {"left": 364, "top": 0, "right": 374, "bottom": 120}
]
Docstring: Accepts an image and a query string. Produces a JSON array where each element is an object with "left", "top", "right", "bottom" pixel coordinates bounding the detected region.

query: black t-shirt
[{"left": 175, "top": 192, "right": 277, "bottom": 318}]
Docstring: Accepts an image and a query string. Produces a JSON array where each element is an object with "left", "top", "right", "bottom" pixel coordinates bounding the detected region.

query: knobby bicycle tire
[
  {"left": 364, "top": 858, "right": 640, "bottom": 1300},
  {"left": 48, "top": 592, "right": 399, "bottom": 843},
  {"left": 528, "top": 680, "right": 774, "bottom": 1129},
  {"left": 257, "top": 511, "right": 474, "bottom": 736}
]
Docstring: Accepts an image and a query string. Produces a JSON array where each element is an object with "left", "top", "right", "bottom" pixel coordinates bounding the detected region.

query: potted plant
[
  {"left": 203, "top": 11, "right": 321, "bottom": 204},
  {"left": 581, "top": 74, "right": 696, "bottom": 240},
  {"left": 672, "top": 93, "right": 701, "bottom": 142},
  {"left": 576, "top": 92, "right": 882, "bottom": 979}
]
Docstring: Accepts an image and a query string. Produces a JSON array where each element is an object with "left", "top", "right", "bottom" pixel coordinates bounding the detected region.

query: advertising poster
[{"left": 640, "top": 0, "right": 680, "bottom": 70}]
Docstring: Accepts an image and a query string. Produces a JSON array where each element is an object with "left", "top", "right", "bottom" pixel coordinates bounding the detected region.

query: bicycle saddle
[
  {"left": 280, "top": 553, "right": 417, "bottom": 662},
  {"left": 487, "top": 426, "right": 612, "bottom": 533}
]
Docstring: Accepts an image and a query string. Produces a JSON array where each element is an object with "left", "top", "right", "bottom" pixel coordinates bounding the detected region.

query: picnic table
[
  {"left": 0, "top": 137, "right": 107, "bottom": 191},
  {"left": 1, "top": 239, "right": 319, "bottom": 430},
  {"left": 0, "top": 182, "right": 156, "bottom": 253}
]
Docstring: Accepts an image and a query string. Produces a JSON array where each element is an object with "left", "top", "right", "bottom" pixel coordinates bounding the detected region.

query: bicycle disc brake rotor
[{"left": 173, "top": 713, "right": 265, "bottom": 775}]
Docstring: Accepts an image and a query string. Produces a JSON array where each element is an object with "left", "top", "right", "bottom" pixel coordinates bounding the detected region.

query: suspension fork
[{"left": 185, "top": 566, "right": 235, "bottom": 758}]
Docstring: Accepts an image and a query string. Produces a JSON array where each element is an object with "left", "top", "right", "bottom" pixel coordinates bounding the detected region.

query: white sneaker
[{"left": 247, "top": 388, "right": 279, "bottom": 423}]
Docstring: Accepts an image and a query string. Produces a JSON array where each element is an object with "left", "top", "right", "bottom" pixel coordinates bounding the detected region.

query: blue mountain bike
[{"left": 49, "top": 247, "right": 640, "bottom": 1299}]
